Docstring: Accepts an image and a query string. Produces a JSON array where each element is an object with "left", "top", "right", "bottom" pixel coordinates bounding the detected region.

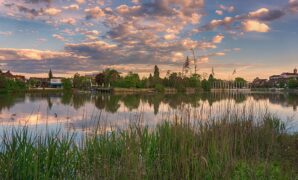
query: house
[
  {"left": 49, "top": 78, "right": 63, "bottom": 88},
  {"left": 270, "top": 68, "right": 298, "bottom": 80},
  {"left": 269, "top": 68, "right": 298, "bottom": 87},
  {"left": 0, "top": 70, "right": 14, "bottom": 79},
  {"left": 251, "top": 77, "right": 268, "bottom": 88},
  {"left": 0, "top": 70, "right": 26, "bottom": 82}
]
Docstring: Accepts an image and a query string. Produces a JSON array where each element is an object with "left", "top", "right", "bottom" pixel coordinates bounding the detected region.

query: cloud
[
  {"left": 24, "top": 0, "right": 52, "bottom": 3},
  {"left": 164, "top": 34, "right": 176, "bottom": 40},
  {"left": 63, "top": 4, "right": 79, "bottom": 11},
  {"left": 53, "top": 34, "right": 66, "bottom": 41},
  {"left": 0, "top": 31, "right": 12, "bottom": 36},
  {"left": 242, "top": 20, "right": 270, "bottom": 33},
  {"left": 60, "top": 18, "right": 77, "bottom": 25},
  {"left": 0, "top": 48, "right": 71, "bottom": 61},
  {"left": 201, "top": 7, "right": 285, "bottom": 32},
  {"left": 219, "top": 5, "right": 235, "bottom": 13},
  {"left": 85, "top": 7, "right": 105, "bottom": 19},
  {"left": 212, "top": 35, "right": 224, "bottom": 44},
  {"left": 76, "top": 0, "right": 85, "bottom": 4},
  {"left": 65, "top": 41, "right": 117, "bottom": 61},
  {"left": 197, "top": 51, "right": 226, "bottom": 63},
  {"left": 131, "top": 0, "right": 139, "bottom": 4},
  {"left": 0, "top": 56, "right": 6, "bottom": 60},
  {"left": 249, "top": 8, "right": 285, "bottom": 21},
  {"left": 215, "top": 10, "right": 223, "bottom": 15},
  {"left": 289, "top": 0, "right": 298, "bottom": 12},
  {"left": 17, "top": 5, "right": 40, "bottom": 17},
  {"left": 43, "top": 8, "right": 61, "bottom": 16}
]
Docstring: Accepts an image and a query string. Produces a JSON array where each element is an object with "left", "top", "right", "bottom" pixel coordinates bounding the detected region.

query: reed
[{"left": 0, "top": 111, "right": 297, "bottom": 179}]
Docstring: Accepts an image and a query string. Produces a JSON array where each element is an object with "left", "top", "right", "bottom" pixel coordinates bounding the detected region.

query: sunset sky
[{"left": 0, "top": 0, "right": 297, "bottom": 80}]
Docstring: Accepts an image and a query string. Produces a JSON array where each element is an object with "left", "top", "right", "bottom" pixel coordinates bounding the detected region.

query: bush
[
  {"left": 0, "top": 76, "right": 27, "bottom": 93},
  {"left": 62, "top": 79, "right": 72, "bottom": 91},
  {"left": 155, "top": 84, "right": 165, "bottom": 93},
  {"left": 202, "top": 79, "right": 211, "bottom": 91},
  {"left": 288, "top": 79, "right": 298, "bottom": 89}
]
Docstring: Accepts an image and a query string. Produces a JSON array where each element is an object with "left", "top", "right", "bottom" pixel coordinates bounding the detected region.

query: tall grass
[{"left": 0, "top": 112, "right": 297, "bottom": 179}]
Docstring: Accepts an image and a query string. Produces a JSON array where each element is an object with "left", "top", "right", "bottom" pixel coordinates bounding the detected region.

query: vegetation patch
[{"left": 0, "top": 115, "right": 297, "bottom": 179}]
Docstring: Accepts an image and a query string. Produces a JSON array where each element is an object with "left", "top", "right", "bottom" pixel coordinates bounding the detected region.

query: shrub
[{"left": 155, "top": 84, "right": 165, "bottom": 93}]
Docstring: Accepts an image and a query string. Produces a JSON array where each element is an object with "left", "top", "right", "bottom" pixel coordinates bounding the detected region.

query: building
[
  {"left": 0, "top": 70, "right": 26, "bottom": 82},
  {"left": 251, "top": 77, "right": 268, "bottom": 88},
  {"left": 49, "top": 78, "right": 63, "bottom": 88},
  {"left": 270, "top": 68, "right": 298, "bottom": 80},
  {"left": 269, "top": 68, "right": 298, "bottom": 87}
]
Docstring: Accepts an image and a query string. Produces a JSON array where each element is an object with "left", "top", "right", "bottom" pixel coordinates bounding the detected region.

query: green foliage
[
  {"left": 95, "top": 73, "right": 105, "bottom": 86},
  {"left": 28, "top": 79, "right": 39, "bottom": 88},
  {"left": 113, "top": 72, "right": 143, "bottom": 88},
  {"left": 62, "top": 78, "right": 72, "bottom": 91},
  {"left": 73, "top": 73, "right": 91, "bottom": 90},
  {"left": 155, "top": 84, "right": 165, "bottom": 93},
  {"left": 0, "top": 76, "right": 27, "bottom": 93},
  {"left": 0, "top": 116, "right": 296, "bottom": 179},
  {"left": 288, "top": 79, "right": 298, "bottom": 89},
  {"left": 234, "top": 77, "right": 247, "bottom": 88},
  {"left": 187, "top": 74, "right": 201, "bottom": 88},
  {"left": 202, "top": 79, "right": 211, "bottom": 91},
  {"left": 103, "top": 69, "right": 120, "bottom": 86},
  {"left": 92, "top": 66, "right": 207, "bottom": 91}
]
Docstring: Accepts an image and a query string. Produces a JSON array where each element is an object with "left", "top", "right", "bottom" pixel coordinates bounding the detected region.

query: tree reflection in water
[{"left": 0, "top": 92, "right": 297, "bottom": 115}]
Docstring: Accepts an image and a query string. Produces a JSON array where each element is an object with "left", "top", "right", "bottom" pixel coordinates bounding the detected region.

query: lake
[{"left": 0, "top": 92, "right": 297, "bottom": 136}]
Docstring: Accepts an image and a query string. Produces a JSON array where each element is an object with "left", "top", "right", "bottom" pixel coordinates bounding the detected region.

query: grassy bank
[
  {"left": 0, "top": 115, "right": 297, "bottom": 179},
  {"left": 26, "top": 88, "right": 65, "bottom": 93}
]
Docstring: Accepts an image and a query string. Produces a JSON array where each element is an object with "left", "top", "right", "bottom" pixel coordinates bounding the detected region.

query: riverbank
[
  {"left": 251, "top": 88, "right": 298, "bottom": 93},
  {"left": 0, "top": 114, "right": 297, "bottom": 179},
  {"left": 26, "top": 88, "right": 64, "bottom": 93}
]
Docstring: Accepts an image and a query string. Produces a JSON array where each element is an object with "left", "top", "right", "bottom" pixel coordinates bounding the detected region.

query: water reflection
[
  {"left": 0, "top": 92, "right": 297, "bottom": 133},
  {"left": 1, "top": 92, "right": 298, "bottom": 114}
]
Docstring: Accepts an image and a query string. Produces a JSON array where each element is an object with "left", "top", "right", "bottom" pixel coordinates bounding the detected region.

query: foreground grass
[{"left": 0, "top": 115, "right": 297, "bottom": 179}]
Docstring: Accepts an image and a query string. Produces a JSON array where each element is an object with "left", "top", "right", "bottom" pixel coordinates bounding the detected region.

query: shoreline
[{"left": 1, "top": 87, "right": 297, "bottom": 95}]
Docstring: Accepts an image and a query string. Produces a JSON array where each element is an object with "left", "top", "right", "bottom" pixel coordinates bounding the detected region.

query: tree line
[
  {"left": 0, "top": 76, "right": 27, "bottom": 93},
  {"left": 78, "top": 65, "right": 247, "bottom": 92}
]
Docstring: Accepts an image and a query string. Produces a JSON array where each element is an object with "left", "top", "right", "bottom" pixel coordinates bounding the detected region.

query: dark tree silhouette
[
  {"left": 154, "top": 65, "right": 160, "bottom": 79},
  {"left": 95, "top": 73, "right": 105, "bottom": 86}
]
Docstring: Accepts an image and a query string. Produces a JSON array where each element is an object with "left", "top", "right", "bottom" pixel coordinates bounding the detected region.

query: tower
[{"left": 49, "top": 69, "right": 53, "bottom": 79}]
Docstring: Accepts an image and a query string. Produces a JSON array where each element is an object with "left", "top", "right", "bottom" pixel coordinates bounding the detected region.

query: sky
[{"left": 0, "top": 0, "right": 298, "bottom": 80}]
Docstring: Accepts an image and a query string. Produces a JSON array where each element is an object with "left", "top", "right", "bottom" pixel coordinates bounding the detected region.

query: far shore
[{"left": 18, "top": 87, "right": 298, "bottom": 95}]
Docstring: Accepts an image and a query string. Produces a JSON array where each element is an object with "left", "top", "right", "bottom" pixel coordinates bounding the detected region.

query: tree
[
  {"left": 234, "top": 77, "right": 247, "bottom": 88},
  {"left": 188, "top": 74, "right": 201, "bottom": 88},
  {"left": 103, "top": 69, "right": 120, "bottom": 86},
  {"left": 202, "top": 79, "right": 211, "bottom": 91},
  {"left": 0, "top": 76, "right": 27, "bottom": 93},
  {"left": 95, "top": 73, "right": 105, "bottom": 86},
  {"left": 73, "top": 73, "right": 81, "bottom": 89},
  {"left": 49, "top": 69, "right": 53, "bottom": 79},
  {"left": 288, "top": 79, "right": 298, "bottom": 89},
  {"left": 114, "top": 72, "right": 141, "bottom": 88},
  {"left": 208, "top": 74, "right": 215, "bottom": 82},
  {"left": 62, "top": 78, "right": 72, "bottom": 91},
  {"left": 154, "top": 65, "right": 160, "bottom": 80},
  {"left": 183, "top": 56, "right": 191, "bottom": 74}
]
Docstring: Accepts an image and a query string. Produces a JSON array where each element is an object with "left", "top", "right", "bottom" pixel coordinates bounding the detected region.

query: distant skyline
[{"left": 0, "top": 0, "right": 298, "bottom": 80}]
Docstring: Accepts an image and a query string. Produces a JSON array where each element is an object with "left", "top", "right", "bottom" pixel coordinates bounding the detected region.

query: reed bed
[{"left": 0, "top": 109, "right": 297, "bottom": 179}]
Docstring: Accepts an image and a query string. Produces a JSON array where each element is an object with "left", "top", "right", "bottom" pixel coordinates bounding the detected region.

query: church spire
[{"left": 49, "top": 69, "right": 53, "bottom": 79}]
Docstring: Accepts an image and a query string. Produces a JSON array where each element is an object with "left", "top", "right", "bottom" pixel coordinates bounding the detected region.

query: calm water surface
[{"left": 0, "top": 92, "right": 297, "bottom": 135}]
